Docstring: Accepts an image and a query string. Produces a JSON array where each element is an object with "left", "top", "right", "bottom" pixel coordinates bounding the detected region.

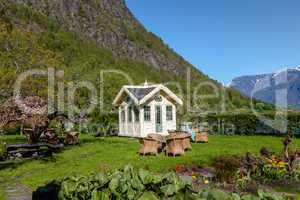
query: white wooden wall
[{"left": 118, "top": 95, "right": 177, "bottom": 138}]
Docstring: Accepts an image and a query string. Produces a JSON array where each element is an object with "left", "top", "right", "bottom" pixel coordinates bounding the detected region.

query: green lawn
[{"left": 0, "top": 134, "right": 300, "bottom": 193}]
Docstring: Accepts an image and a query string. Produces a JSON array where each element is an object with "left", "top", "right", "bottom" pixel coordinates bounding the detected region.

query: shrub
[
  {"left": 197, "top": 112, "right": 300, "bottom": 135},
  {"left": 213, "top": 155, "right": 242, "bottom": 183}
]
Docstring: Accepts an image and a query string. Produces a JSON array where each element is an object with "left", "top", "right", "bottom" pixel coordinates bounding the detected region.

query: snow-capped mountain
[{"left": 230, "top": 67, "right": 300, "bottom": 109}]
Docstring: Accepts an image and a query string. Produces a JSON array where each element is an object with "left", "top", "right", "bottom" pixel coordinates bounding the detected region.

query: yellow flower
[
  {"left": 204, "top": 180, "right": 209, "bottom": 184},
  {"left": 276, "top": 161, "right": 286, "bottom": 168},
  {"left": 192, "top": 176, "right": 197, "bottom": 180}
]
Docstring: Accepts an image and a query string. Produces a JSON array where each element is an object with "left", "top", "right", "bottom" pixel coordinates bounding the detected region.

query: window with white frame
[
  {"left": 166, "top": 105, "right": 173, "bottom": 121},
  {"left": 144, "top": 106, "right": 151, "bottom": 121},
  {"left": 128, "top": 106, "right": 132, "bottom": 122}
]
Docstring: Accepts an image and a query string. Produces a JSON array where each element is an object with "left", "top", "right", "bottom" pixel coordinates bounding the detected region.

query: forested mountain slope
[{"left": 0, "top": 0, "right": 266, "bottom": 120}]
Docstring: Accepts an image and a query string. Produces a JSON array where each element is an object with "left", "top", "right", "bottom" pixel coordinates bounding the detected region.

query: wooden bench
[{"left": 4, "top": 143, "right": 63, "bottom": 159}]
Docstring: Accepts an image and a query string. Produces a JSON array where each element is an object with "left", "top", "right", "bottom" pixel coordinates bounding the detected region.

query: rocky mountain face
[
  {"left": 0, "top": 0, "right": 258, "bottom": 114},
  {"left": 3, "top": 0, "right": 197, "bottom": 78},
  {"left": 230, "top": 68, "right": 300, "bottom": 109}
]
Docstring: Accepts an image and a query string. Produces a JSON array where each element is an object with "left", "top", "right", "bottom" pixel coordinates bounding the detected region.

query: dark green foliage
[
  {"left": 34, "top": 165, "right": 289, "bottom": 200},
  {"left": 34, "top": 165, "right": 198, "bottom": 200},
  {"left": 200, "top": 112, "right": 300, "bottom": 135},
  {"left": 7, "top": 3, "right": 59, "bottom": 31}
]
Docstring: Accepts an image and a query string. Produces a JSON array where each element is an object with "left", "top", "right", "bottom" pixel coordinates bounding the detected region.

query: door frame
[{"left": 155, "top": 105, "right": 163, "bottom": 133}]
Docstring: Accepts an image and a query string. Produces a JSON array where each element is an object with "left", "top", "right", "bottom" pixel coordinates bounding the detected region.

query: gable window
[
  {"left": 144, "top": 106, "right": 151, "bottom": 121},
  {"left": 125, "top": 96, "right": 131, "bottom": 103},
  {"left": 155, "top": 95, "right": 163, "bottom": 102},
  {"left": 166, "top": 106, "right": 173, "bottom": 121},
  {"left": 128, "top": 107, "right": 132, "bottom": 122}
]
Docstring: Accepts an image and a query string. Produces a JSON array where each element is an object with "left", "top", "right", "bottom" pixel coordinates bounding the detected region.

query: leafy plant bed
[
  {"left": 33, "top": 165, "right": 291, "bottom": 200},
  {"left": 173, "top": 164, "right": 300, "bottom": 199},
  {"left": 170, "top": 136, "right": 300, "bottom": 198}
]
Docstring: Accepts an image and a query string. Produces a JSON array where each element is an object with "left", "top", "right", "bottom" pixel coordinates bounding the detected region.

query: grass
[{"left": 1, "top": 134, "right": 300, "bottom": 192}]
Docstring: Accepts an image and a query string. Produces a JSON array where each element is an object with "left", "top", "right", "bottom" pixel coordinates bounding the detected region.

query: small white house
[{"left": 113, "top": 84, "right": 183, "bottom": 138}]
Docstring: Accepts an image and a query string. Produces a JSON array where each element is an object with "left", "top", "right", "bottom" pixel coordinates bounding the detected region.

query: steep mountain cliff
[
  {"left": 3, "top": 0, "right": 201, "bottom": 79},
  {"left": 0, "top": 0, "right": 260, "bottom": 118},
  {"left": 230, "top": 68, "right": 300, "bottom": 110}
]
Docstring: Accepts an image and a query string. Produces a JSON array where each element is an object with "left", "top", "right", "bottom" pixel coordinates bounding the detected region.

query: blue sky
[{"left": 126, "top": 0, "right": 300, "bottom": 84}]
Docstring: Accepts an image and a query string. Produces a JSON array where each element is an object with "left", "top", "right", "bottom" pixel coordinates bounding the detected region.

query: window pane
[
  {"left": 134, "top": 107, "right": 139, "bottom": 122},
  {"left": 166, "top": 106, "right": 173, "bottom": 121},
  {"left": 144, "top": 106, "right": 151, "bottom": 121},
  {"left": 121, "top": 109, "right": 125, "bottom": 122},
  {"left": 128, "top": 107, "right": 132, "bottom": 122}
]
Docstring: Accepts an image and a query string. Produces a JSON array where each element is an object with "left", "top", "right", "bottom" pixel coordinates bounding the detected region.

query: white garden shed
[{"left": 113, "top": 84, "right": 183, "bottom": 138}]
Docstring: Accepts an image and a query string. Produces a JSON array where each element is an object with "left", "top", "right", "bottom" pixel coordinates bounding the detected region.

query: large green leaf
[
  {"left": 91, "top": 189, "right": 110, "bottom": 200},
  {"left": 138, "top": 192, "right": 159, "bottom": 200},
  {"left": 257, "top": 190, "right": 284, "bottom": 200},
  {"left": 126, "top": 187, "right": 137, "bottom": 200},
  {"left": 160, "top": 184, "right": 178, "bottom": 196},
  {"left": 131, "top": 173, "right": 145, "bottom": 191},
  {"left": 152, "top": 174, "right": 163, "bottom": 184},
  {"left": 138, "top": 169, "right": 154, "bottom": 185},
  {"left": 60, "top": 179, "right": 77, "bottom": 198},
  {"left": 124, "top": 165, "right": 134, "bottom": 180},
  {"left": 232, "top": 193, "right": 241, "bottom": 200},
  {"left": 200, "top": 189, "right": 233, "bottom": 200},
  {"left": 183, "top": 192, "right": 206, "bottom": 200},
  {"left": 91, "top": 173, "right": 110, "bottom": 188},
  {"left": 240, "top": 194, "right": 259, "bottom": 200},
  {"left": 109, "top": 173, "right": 122, "bottom": 196}
]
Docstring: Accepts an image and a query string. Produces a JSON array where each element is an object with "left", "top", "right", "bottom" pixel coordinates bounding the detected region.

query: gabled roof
[
  {"left": 127, "top": 87, "right": 156, "bottom": 100},
  {"left": 113, "top": 84, "right": 183, "bottom": 106}
]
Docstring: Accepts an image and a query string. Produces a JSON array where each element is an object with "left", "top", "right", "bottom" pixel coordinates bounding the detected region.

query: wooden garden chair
[
  {"left": 148, "top": 133, "right": 166, "bottom": 143},
  {"left": 181, "top": 135, "right": 192, "bottom": 150},
  {"left": 138, "top": 138, "right": 160, "bottom": 156},
  {"left": 166, "top": 137, "right": 185, "bottom": 157},
  {"left": 194, "top": 128, "right": 208, "bottom": 143},
  {"left": 65, "top": 132, "right": 80, "bottom": 145},
  {"left": 45, "top": 129, "right": 60, "bottom": 145},
  {"left": 147, "top": 133, "right": 166, "bottom": 151},
  {"left": 169, "top": 132, "right": 192, "bottom": 151},
  {"left": 195, "top": 132, "right": 208, "bottom": 143}
]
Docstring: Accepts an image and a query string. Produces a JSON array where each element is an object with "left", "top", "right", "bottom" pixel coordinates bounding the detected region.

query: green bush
[{"left": 197, "top": 112, "right": 300, "bottom": 135}]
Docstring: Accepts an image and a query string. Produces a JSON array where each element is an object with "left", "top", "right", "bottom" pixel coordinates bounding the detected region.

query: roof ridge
[{"left": 124, "top": 84, "right": 161, "bottom": 88}]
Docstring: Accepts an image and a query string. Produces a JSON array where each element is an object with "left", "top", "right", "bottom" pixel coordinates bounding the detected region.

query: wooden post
[{"left": 20, "top": 121, "right": 24, "bottom": 136}]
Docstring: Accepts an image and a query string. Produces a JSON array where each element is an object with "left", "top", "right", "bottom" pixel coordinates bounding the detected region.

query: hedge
[{"left": 194, "top": 112, "right": 300, "bottom": 136}]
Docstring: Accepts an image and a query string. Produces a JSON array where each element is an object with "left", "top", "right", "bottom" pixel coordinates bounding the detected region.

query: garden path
[{"left": 4, "top": 182, "right": 31, "bottom": 200}]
